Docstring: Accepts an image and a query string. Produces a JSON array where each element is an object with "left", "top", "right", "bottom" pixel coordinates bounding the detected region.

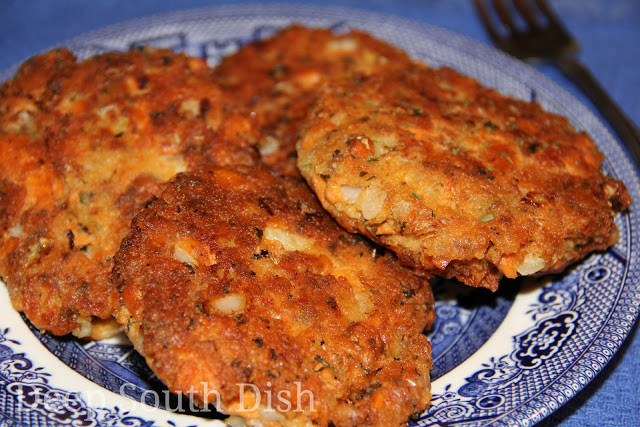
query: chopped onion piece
[{"left": 210, "top": 293, "right": 247, "bottom": 314}]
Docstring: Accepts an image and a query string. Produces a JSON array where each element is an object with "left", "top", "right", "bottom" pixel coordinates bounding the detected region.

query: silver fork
[{"left": 474, "top": 0, "right": 640, "bottom": 166}]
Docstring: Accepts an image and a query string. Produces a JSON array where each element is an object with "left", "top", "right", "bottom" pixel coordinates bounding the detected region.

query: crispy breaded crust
[
  {"left": 0, "top": 48, "right": 257, "bottom": 337},
  {"left": 214, "top": 25, "right": 412, "bottom": 176},
  {"left": 112, "top": 166, "right": 434, "bottom": 426},
  {"left": 298, "top": 64, "right": 631, "bottom": 290}
]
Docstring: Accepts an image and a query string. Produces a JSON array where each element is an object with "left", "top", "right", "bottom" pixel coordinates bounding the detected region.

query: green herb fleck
[
  {"left": 79, "top": 191, "right": 92, "bottom": 205},
  {"left": 366, "top": 157, "right": 378, "bottom": 162},
  {"left": 195, "top": 302, "right": 205, "bottom": 314},
  {"left": 411, "top": 191, "right": 421, "bottom": 200},
  {"left": 268, "top": 64, "right": 286, "bottom": 77},
  {"left": 480, "top": 213, "right": 495, "bottom": 222},
  {"left": 362, "top": 383, "right": 382, "bottom": 397},
  {"left": 314, "top": 355, "right": 332, "bottom": 370},
  {"left": 484, "top": 121, "right": 499, "bottom": 130},
  {"left": 359, "top": 171, "right": 367, "bottom": 177},
  {"left": 320, "top": 174, "right": 331, "bottom": 179}
]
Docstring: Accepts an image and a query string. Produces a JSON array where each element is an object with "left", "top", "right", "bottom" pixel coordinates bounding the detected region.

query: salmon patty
[
  {"left": 214, "top": 25, "right": 413, "bottom": 176},
  {"left": 112, "top": 166, "right": 434, "bottom": 426},
  {"left": 298, "top": 63, "right": 631, "bottom": 290},
  {"left": 0, "top": 48, "right": 256, "bottom": 337}
]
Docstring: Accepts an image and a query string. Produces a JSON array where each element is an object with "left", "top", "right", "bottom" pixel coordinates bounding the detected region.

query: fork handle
[{"left": 555, "top": 55, "right": 640, "bottom": 166}]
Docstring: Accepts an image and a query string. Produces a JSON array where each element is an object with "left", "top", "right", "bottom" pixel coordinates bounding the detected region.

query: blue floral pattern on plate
[
  {"left": 1, "top": 4, "right": 638, "bottom": 426},
  {"left": 0, "top": 327, "right": 159, "bottom": 426}
]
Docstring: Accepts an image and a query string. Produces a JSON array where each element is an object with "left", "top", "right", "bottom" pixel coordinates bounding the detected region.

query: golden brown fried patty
[
  {"left": 112, "top": 166, "right": 434, "bottom": 426},
  {"left": 0, "top": 48, "right": 256, "bottom": 337},
  {"left": 214, "top": 25, "right": 412, "bottom": 176},
  {"left": 298, "top": 64, "right": 631, "bottom": 290}
]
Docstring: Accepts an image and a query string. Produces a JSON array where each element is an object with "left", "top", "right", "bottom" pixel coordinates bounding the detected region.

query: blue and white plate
[{"left": 1, "top": 4, "right": 638, "bottom": 426}]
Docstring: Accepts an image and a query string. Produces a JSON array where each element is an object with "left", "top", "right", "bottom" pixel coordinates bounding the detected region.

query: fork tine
[
  {"left": 473, "top": 0, "right": 504, "bottom": 44},
  {"left": 491, "top": 0, "right": 518, "bottom": 32},
  {"left": 513, "top": 0, "right": 540, "bottom": 28},
  {"left": 534, "top": 0, "right": 569, "bottom": 35}
]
